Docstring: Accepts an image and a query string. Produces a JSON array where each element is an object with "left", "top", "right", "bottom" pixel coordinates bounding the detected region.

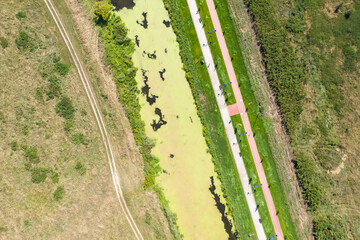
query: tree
[{"left": 94, "top": 0, "right": 112, "bottom": 22}]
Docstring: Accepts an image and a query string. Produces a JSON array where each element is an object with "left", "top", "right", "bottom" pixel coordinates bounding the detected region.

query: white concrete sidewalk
[{"left": 186, "top": 0, "right": 267, "bottom": 239}]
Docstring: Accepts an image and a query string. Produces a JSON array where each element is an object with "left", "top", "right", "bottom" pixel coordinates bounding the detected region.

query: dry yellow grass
[{"left": 0, "top": 0, "right": 172, "bottom": 239}]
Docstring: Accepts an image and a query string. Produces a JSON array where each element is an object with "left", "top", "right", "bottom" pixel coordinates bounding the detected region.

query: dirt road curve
[
  {"left": 205, "top": 0, "right": 284, "bottom": 239},
  {"left": 43, "top": 1, "right": 143, "bottom": 239}
]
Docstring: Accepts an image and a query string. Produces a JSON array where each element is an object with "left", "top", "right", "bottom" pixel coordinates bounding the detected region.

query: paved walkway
[
  {"left": 188, "top": 0, "right": 284, "bottom": 240},
  {"left": 205, "top": 0, "right": 284, "bottom": 238},
  {"left": 187, "top": 0, "right": 267, "bottom": 238},
  {"left": 228, "top": 103, "right": 240, "bottom": 116}
]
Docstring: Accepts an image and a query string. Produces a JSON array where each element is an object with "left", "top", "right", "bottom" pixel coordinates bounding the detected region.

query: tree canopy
[{"left": 94, "top": 0, "right": 112, "bottom": 22}]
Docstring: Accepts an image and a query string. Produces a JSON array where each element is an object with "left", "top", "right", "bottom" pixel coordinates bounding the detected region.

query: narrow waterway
[{"left": 117, "top": 1, "right": 232, "bottom": 238}]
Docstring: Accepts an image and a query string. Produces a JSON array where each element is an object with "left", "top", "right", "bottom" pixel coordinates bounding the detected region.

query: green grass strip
[
  {"left": 191, "top": 0, "right": 236, "bottom": 105},
  {"left": 231, "top": 114, "right": 275, "bottom": 236},
  {"left": 205, "top": 0, "right": 299, "bottom": 238}
]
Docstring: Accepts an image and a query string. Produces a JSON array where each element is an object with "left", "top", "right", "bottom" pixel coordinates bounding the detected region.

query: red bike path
[{"left": 205, "top": 0, "right": 284, "bottom": 238}]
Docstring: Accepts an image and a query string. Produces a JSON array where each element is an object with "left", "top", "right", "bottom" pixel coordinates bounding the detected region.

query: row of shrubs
[{"left": 92, "top": 1, "right": 181, "bottom": 238}]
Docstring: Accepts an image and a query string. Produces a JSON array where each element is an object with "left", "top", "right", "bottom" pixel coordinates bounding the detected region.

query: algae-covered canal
[{"left": 115, "top": 0, "right": 236, "bottom": 239}]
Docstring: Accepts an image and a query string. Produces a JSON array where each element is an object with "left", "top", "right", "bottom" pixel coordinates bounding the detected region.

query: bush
[
  {"left": 23, "top": 145, "right": 40, "bottom": 163},
  {"left": 16, "top": 11, "right": 26, "bottom": 19},
  {"left": 51, "top": 172, "right": 60, "bottom": 183},
  {"left": 35, "top": 87, "right": 44, "bottom": 102},
  {"left": 113, "top": 23, "right": 130, "bottom": 45},
  {"left": 293, "top": 153, "right": 323, "bottom": 210},
  {"left": 314, "top": 139, "right": 342, "bottom": 170},
  {"left": 9, "top": 141, "right": 19, "bottom": 151},
  {"left": 0, "top": 37, "right": 8, "bottom": 49},
  {"left": 55, "top": 62, "right": 70, "bottom": 76},
  {"left": 53, "top": 186, "right": 65, "bottom": 201},
  {"left": 145, "top": 211, "right": 152, "bottom": 225},
  {"left": 23, "top": 125, "right": 30, "bottom": 135},
  {"left": 71, "top": 133, "right": 89, "bottom": 145},
  {"left": 64, "top": 119, "right": 75, "bottom": 132},
  {"left": 75, "top": 162, "right": 86, "bottom": 176},
  {"left": 31, "top": 167, "right": 48, "bottom": 183},
  {"left": 46, "top": 82, "right": 62, "bottom": 99},
  {"left": 55, "top": 96, "right": 76, "bottom": 119},
  {"left": 313, "top": 215, "right": 346, "bottom": 240},
  {"left": 94, "top": 0, "right": 112, "bottom": 22},
  {"left": 343, "top": 44, "right": 357, "bottom": 71},
  {"left": 15, "top": 30, "right": 36, "bottom": 51}
]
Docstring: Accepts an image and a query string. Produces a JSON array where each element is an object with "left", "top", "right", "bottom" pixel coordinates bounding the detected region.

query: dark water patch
[
  {"left": 209, "top": 176, "right": 238, "bottom": 240},
  {"left": 142, "top": 50, "right": 157, "bottom": 59},
  {"left": 165, "top": 48, "right": 167, "bottom": 53},
  {"left": 135, "top": 35, "right": 140, "bottom": 47},
  {"left": 140, "top": 69, "right": 158, "bottom": 105},
  {"left": 111, "top": 0, "right": 135, "bottom": 10},
  {"left": 136, "top": 12, "right": 148, "bottom": 29},
  {"left": 163, "top": 20, "right": 171, "bottom": 28},
  {"left": 159, "top": 68, "right": 166, "bottom": 81},
  {"left": 151, "top": 108, "right": 167, "bottom": 131},
  {"left": 170, "top": 154, "right": 174, "bottom": 158}
]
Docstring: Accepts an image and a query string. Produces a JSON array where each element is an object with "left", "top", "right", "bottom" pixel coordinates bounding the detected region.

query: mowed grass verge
[
  {"left": 187, "top": 1, "right": 236, "bottom": 105},
  {"left": 198, "top": 0, "right": 299, "bottom": 238},
  {"left": 164, "top": 0, "right": 257, "bottom": 238},
  {"left": 231, "top": 114, "right": 275, "bottom": 236}
]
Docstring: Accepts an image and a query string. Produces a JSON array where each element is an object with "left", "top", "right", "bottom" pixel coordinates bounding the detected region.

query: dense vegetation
[
  {"left": 92, "top": 1, "right": 181, "bottom": 238},
  {"left": 243, "top": 1, "right": 306, "bottom": 133},
  {"left": 243, "top": 0, "right": 360, "bottom": 238}
]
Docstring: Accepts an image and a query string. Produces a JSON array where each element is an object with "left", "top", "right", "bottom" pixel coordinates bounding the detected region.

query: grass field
[
  {"left": 0, "top": 0, "right": 173, "bottom": 238},
  {"left": 117, "top": 0, "right": 233, "bottom": 239},
  {"left": 229, "top": 0, "right": 360, "bottom": 238}
]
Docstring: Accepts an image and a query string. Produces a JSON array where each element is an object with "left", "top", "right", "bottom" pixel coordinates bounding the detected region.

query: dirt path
[
  {"left": 205, "top": 0, "right": 284, "bottom": 239},
  {"left": 43, "top": 0, "right": 143, "bottom": 239}
]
